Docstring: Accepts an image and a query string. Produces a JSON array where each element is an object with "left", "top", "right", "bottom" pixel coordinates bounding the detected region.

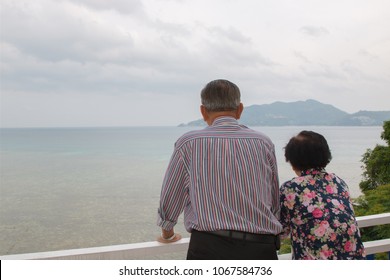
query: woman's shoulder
[{"left": 281, "top": 175, "right": 315, "bottom": 193}]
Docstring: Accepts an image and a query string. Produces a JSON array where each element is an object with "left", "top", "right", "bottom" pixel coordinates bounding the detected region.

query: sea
[{"left": 0, "top": 126, "right": 385, "bottom": 257}]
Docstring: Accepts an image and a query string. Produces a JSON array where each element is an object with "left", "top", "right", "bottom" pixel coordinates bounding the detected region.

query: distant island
[{"left": 179, "top": 99, "right": 390, "bottom": 127}]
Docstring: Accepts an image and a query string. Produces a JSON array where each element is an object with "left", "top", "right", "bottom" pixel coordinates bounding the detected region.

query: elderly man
[{"left": 157, "top": 79, "right": 282, "bottom": 259}]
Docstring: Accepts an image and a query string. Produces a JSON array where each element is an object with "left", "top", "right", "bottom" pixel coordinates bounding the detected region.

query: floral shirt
[{"left": 280, "top": 168, "right": 365, "bottom": 260}]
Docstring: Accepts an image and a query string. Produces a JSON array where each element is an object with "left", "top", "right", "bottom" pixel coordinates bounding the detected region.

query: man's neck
[
  {"left": 201, "top": 103, "right": 243, "bottom": 126},
  {"left": 206, "top": 112, "right": 237, "bottom": 126}
]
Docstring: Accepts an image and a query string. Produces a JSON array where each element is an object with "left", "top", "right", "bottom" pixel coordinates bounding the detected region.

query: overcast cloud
[{"left": 1, "top": 0, "right": 389, "bottom": 127}]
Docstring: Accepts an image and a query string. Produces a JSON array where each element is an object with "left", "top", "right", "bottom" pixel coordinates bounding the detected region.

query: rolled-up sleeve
[{"left": 157, "top": 147, "right": 189, "bottom": 231}]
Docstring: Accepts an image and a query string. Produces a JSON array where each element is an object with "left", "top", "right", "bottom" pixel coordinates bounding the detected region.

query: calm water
[{"left": 0, "top": 126, "right": 384, "bottom": 256}]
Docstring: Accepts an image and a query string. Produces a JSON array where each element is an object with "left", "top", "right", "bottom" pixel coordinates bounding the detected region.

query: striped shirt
[{"left": 157, "top": 116, "right": 283, "bottom": 235}]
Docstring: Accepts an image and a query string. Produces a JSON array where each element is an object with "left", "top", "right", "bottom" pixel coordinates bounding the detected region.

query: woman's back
[{"left": 280, "top": 168, "right": 365, "bottom": 260}]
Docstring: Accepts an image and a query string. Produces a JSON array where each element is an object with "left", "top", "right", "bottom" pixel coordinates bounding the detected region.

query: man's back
[{"left": 161, "top": 116, "right": 281, "bottom": 234}]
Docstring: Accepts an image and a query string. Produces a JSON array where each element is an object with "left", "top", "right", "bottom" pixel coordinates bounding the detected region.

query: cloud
[
  {"left": 300, "top": 64, "right": 345, "bottom": 80},
  {"left": 300, "top": 26, "right": 330, "bottom": 37},
  {"left": 293, "top": 51, "right": 311, "bottom": 63},
  {"left": 1, "top": 3, "right": 118, "bottom": 63},
  {"left": 0, "top": 0, "right": 189, "bottom": 95},
  {"left": 1, "top": 0, "right": 276, "bottom": 97},
  {"left": 1, "top": 0, "right": 390, "bottom": 127},
  {"left": 66, "top": 0, "right": 145, "bottom": 15}
]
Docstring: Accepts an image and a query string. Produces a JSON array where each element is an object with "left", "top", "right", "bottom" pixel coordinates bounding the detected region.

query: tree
[
  {"left": 381, "top": 120, "right": 390, "bottom": 146},
  {"left": 359, "top": 120, "right": 390, "bottom": 192},
  {"left": 355, "top": 120, "right": 390, "bottom": 259},
  {"left": 355, "top": 184, "right": 390, "bottom": 240},
  {"left": 354, "top": 184, "right": 390, "bottom": 259}
]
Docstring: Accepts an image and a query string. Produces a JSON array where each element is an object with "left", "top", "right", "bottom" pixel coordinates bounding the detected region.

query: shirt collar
[
  {"left": 211, "top": 116, "right": 240, "bottom": 127},
  {"left": 300, "top": 168, "right": 327, "bottom": 176}
]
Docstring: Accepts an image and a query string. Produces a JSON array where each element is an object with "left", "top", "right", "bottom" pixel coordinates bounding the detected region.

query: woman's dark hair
[{"left": 284, "top": 130, "right": 332, "bottom": 171}]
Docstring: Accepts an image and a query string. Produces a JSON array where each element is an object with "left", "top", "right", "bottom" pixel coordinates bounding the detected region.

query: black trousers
[{"left": 186, "top": 230, "right": 278, "bottom": 260}]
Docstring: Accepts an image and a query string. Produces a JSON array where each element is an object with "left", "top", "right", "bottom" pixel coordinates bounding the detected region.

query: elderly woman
[{"left": 280, "top": 130, "right": 365, "bottom": 260}]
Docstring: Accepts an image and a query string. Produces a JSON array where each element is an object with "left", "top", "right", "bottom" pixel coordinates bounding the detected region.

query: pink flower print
[
  {"left": 307, "top": 204, "right": 315, "bottom": 213},
  {"left": 286, "top": 193, "right": 295, "bottom": 201},
  {"left": 312, "top": 208, "right": 323, "bottom": 218},
  {"left": 326, "top": 183, "right": 338, "bottom": 194},
  {"left": 347, "top": 224, "right": 357, "bottom": 235},
  {"left": 314, "top": 225, "right": 326, "bottom": 237},
  {"left": 294, "top": 176, "right": 305, "bottom": 184},
  {"left": 326, "top": 185, "right": 334, "bottom": 194},
  {"left": 331, "top": 199, "right": 340, "bottom": 207},
  {"left": 332, "top": 208, "right": 340, "bottom": 215},
  {"left": 351, "top": 240, "right": 357, "bottom": 251},
  {"left": 319, "top": 251, "right": 330, "bottom": 259},
  {"left": 313, "top": 221, "right": 330, "bottom": 238},
  {"left": 302, "top": 191, "right": 314, "bottom": 206},
  {"left": 292, "top": 217, "right": 304, "bottom": 225},
  {"left": 284, "top": 193, "right": 296, "bottom": 209},
  {"left": 319, "top": 245, "right": 333, "bottom": 259},
  {"left": 308, "top": 191, "right": 316, "bottom": 198},
  {"left": 320, "top": 220, "right": 329, "bottom": 228},
  {"left": 302, "top": 199, "right": 310, "bottom": 207},
  {"left": 330, "top": 233, "right": 337, "bottom": 241},
  {"left": 344, "top": 241, "right": 353, "bottom": 252}
]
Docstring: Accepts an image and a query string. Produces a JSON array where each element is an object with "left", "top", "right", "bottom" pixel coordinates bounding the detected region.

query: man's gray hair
[{"left": 201, "top": 79, "right": 241, "bottom": 112}]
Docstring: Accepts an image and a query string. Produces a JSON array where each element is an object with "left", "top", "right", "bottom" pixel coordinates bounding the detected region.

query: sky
[{"left": 1, "top": 0, "right": 390, "bottom": 127}]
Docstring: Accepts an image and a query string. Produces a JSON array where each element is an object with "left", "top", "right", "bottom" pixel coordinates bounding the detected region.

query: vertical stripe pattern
[{"left": 157, "top": 117, "right": 283, "bottom": 234}]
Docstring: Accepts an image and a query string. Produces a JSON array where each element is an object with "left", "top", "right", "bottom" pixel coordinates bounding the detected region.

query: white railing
[{"left": 1, "top": 213, "right": 390, "bottom": 260}]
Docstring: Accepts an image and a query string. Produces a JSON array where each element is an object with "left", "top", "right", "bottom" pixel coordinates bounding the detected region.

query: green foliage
[
  {"left": 356, "top": 121, "right": 390, "bottom": 259},
  {"left": 359, "top": 120, "right": 390, "bottom": 193},
  {"left": 279, "top": 237, "right": 292, "bottom": 254},
  {"left": 355, "top": 184, "right": 390, "bottom": 216},
  {"left": 382, "top": 120, "right": 390, "bottom": 145},
  {"left": 355, "top": 184, "right": 390, "bottom": 237},
  {"left": 374, "top": 253, "right": 388, "bottom": 260}
]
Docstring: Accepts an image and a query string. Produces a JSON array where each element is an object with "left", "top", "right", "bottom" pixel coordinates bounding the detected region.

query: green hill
[{"left": 180, "top": 99, "right": 390, "bottom": 126}]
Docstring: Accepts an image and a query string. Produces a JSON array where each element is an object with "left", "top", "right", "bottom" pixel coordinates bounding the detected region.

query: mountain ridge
[{"left": 179, "top": 99, "right": 390, "bottom": 127}]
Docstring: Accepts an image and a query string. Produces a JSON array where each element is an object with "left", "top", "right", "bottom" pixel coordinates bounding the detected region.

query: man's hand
[{"left": 157, "top": 228, "right": 182, "bottom": 243}]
